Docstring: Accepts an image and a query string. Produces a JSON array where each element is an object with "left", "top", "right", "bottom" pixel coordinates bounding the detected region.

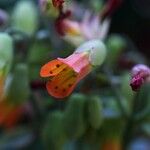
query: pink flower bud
[{"left": 130, "top": 64, "right": 150, "bottom": 91}]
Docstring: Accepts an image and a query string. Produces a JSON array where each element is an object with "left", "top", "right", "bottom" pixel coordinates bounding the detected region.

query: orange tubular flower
[
  {"left": 40, "top": 52, "right": 91, "bottom": 98},
  {"left": 0, "top": 101, "right": 23, "bottom": 128},
  {"left": 40, "top": 40, "right": 107, "bottom": 99}
]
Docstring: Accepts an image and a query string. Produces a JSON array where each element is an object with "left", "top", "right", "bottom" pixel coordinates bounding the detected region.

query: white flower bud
[
  {"left": 75, "top": 39, "right": 107, "bottom": 66},
  {"left": 12, "top": 1, "right": 38, "bottom": 36},
  {"left": 0, "top": 33, "right": 13, "bottom": 77}
]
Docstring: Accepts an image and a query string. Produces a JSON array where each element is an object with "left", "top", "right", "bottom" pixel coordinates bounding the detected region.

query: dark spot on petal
[
  {"left": 68, "top": 84, "right": 72, "bottom": 87},
  {"left": 55, "top": 86, "right": 58, "bottom": 89},
  {"left": 63, "top": 68, "right": 67, "bottom": 71},
  {"left": 50, "top": 71, "right": 53, "bottom": 74},
  {"left": 56, "top": 64, "right": 60, "bottom": 68},
  {"left": 73, "top": 74, "right": 77, "bottom": 78},
  {"left": 63, "top": 89, "right": 66, "bottom": 92}
]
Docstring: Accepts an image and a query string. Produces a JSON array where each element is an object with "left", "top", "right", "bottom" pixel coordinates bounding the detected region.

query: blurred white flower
[{"left": 62, "top": 11, "right": 110, "bottom": 46}]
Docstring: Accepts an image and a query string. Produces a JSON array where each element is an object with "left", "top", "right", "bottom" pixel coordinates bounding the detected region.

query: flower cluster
[{"left": 39, "top": 0, "right": 123, "bottom": 98}]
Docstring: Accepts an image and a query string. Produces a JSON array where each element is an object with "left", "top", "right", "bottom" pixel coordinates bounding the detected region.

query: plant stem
[
  {"left": 104, "top": 67, "right": 128, "bottom": 119},
  {"left": 30, "top": 92, "right": 45, "bottom": 123},
  {"left": 122, "top": 92, "right": 138, "bottom": 150}
]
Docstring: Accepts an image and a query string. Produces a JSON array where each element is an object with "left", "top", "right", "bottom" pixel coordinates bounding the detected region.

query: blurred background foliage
[{"left": 0, "top": 0, "right": 150, "bottom": 150}]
